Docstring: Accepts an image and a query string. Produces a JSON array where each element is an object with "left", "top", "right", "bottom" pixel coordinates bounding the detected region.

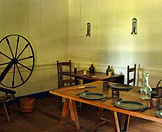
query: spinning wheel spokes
[
  {"left": 17, "top": 62, "right": 32, "bottom": 71},
  {"left": 0, "top": 34, "right": 35, "bottom": 88},
  {"left": 0, "top": 51, "right": 12, "bottom": 60},
  {"left": 15, "top": 35, "right": 20, "bottom": 58},
  {"left": 17, "top": 43, "right": 29, "bottom": 59},
  {"left": 12, "top": 64, "right": 16, "bottom": 87},
  {"left": 15, "top": 63, "right": 24, "bottom": 83},
  {"left": 18, "top": 56, "right": 34, "bottom": 61},
  {"left": 6, "top": 37, "right": 14, "bottom": 58},
  {"left": 0, "top": 62, "right": 10, "bottom": 66}
]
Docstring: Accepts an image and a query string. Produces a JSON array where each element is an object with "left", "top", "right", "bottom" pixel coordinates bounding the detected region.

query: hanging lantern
[
  {"left": 131, "top": 18, "right": 137, "bottom": 34},
  {"left": 86, "top": 22, "right": 91, "bottom": 37}
]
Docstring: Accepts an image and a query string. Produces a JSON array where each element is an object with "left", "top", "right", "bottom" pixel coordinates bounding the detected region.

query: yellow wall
[
  {"left": 68, "top": 0, "right": 162, "bottom": 87},
  {"left": 0, "top": 0, "right": 162, "bottom": 97},
  {"left": 0, "top": 0, "right": 68, "bottom": 96}
]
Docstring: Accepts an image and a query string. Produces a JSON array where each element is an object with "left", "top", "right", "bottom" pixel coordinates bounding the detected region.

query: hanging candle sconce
[
  {"left": 86, "top": 22, "right": 91, "bottom": 37},
  {"left": 131, "top": 18, "right": 137, "bottom": 34}
]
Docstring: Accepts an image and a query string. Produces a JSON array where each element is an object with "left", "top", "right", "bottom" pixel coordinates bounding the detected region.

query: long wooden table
[
  {"left": 63, "top": 70, "right": 124, "bottom": 84},
  {"left": 50, "top": 81, "right": 162, "bottom": 132}
]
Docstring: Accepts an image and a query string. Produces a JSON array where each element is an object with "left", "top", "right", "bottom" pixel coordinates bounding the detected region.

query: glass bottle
[
  {"left": 89, "top": 64, "right": 95, "bottom": 74},
  {"left": 106, "top": 65, "right": 111, "bottom": 76},
  {"left": 110, "top": 65, "right": 114, "bottom": 75},
  {"left": 140, "top": 73, "right": 152, "bottom": 100}
]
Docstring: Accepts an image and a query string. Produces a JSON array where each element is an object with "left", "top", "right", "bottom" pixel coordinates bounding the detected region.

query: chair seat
[{"left": 0, "top": 95, "right": 14, "bottom": 102}]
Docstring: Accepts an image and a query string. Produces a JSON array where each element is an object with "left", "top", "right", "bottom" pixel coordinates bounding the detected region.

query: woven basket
[{"left": 20, "top": 97, "right": 35, "bottom": 113}]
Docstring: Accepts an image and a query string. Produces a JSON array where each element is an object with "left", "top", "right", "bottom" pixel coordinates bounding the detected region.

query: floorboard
[{"left": 0, "top": 95, "right": 162, "bottom": 132}]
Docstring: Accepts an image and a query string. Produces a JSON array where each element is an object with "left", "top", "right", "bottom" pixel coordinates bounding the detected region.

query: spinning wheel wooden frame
[{"left": 0, "top": 34, "right": 35, "bottom": 88}]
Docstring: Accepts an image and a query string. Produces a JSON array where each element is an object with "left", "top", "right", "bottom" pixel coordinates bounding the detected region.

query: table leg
[
  {"left": 60, "top": 99, "right": 69, "bottom": 124},
  {"left": 96, "top": 107, "right": 103, "bottom": 124},
  {"left": 112, "top": 112, "right": 130, "bottom": 132},
  {"left": 122, "top": 115, "right": 130, "bottom": 131},
  {"left": 69, "top": 99, "right": 80, "bottom": 129},
  {"left": 112, "top": 111, "right": 120, "bottom": 132}
]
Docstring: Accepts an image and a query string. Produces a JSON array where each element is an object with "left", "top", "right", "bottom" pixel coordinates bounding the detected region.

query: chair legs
[{"left": 3, "top": 102, "right": 10, "bottom": 122}]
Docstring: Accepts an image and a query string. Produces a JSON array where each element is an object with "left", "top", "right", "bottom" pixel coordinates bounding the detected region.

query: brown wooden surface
[
  {"left": 63, "top": 70, "right": 124, "bottom": 84},
  {"left": 50, "top": 81, "right": 162, "bottom": 124},
  {"left": 1, "top": 95, "right": 162, "bottom": 132}
]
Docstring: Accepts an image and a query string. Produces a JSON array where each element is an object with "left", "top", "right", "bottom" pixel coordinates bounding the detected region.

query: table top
[
  {"left": 63, "top": 70, "right": 124, "bottom": 81},
  {"left": 50, "top": 81, "right": 162, "bottom": 123}
]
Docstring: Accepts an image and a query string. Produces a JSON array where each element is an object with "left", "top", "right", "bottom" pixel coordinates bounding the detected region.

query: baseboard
[
  {"left": 1, "top": 91, "right": 51, "bottom": 106},
  {"left": 20, "top": 91, "right": 51, "bottom": 99}
]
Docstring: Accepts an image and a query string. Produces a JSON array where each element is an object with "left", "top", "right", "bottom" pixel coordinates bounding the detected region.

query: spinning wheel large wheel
[{"left": 0, "top": 34, "right": 35, "bottom": 88}]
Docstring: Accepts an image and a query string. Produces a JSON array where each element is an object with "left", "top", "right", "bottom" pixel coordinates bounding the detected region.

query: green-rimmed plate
[
  {"left": 114, "top": 100, "right": 147, "bottom": 111},
  {"left": 80, "top": 92, "right": 107, "bottom": 100},
  {"left": 110, "top": 84, "right": 133, "bottom": 91}
]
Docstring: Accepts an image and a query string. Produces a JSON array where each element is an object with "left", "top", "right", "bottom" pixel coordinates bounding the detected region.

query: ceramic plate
[
  {"left": 80, "top": 92, "right": 107, "bottom": 100},
  {"left": 114, "top": 100, "right": 147, "bottom": 111},
  {"left": 110, "top": 84, "right": 133, "bottom": 91}
]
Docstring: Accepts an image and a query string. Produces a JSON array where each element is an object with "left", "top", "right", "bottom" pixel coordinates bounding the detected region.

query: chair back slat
[
  {"left": 56, "top": 60, "right": 74, "bottom": 88},
  {"left": 127, "top": 64, "right": 136, "bottom": 86}
]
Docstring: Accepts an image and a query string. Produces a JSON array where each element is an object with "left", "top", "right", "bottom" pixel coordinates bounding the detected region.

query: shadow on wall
[{"left": 137, "top": 64, "right": 144, "bottom": 87}]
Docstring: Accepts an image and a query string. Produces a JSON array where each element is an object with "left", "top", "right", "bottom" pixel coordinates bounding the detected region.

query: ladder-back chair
[
  {"left": 57, "top": 60, "right": 76, "bottom": 88},
  {"left": 127, "top": 64, "right": 136, "bottom": 86}
]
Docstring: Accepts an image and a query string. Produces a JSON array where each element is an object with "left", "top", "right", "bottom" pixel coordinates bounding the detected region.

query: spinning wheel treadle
[{"left": 0, "top": 34, "right": 35, "bottom": 88}]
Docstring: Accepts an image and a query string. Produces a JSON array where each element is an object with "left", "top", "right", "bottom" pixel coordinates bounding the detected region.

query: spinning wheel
[{"left": 0, "top": 34, "right": 35, "bottom": 88}]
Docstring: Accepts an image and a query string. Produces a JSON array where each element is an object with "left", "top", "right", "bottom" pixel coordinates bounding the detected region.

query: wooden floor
[{"left": 0, "top": 95, "right": 162, "bottom": 132}]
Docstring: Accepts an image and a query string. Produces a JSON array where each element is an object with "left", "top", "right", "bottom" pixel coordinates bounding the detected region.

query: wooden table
[
  {"left": 50, "top": 81, "right": 162, "bottom": 132},
  {"left": 63, "top": 70, "right": 124, "bottom": 84}
]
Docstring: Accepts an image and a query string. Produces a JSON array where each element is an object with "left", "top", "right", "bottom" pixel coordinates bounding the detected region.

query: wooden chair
[
  {"left": 57, "top": 60, "right": 76, "bottom": 88},
  {"left": 127, "top": 64, "right": 136, "bottom": 86},
  {"left": 0, "top": 87, "right": 16, "bottom": 122}
]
